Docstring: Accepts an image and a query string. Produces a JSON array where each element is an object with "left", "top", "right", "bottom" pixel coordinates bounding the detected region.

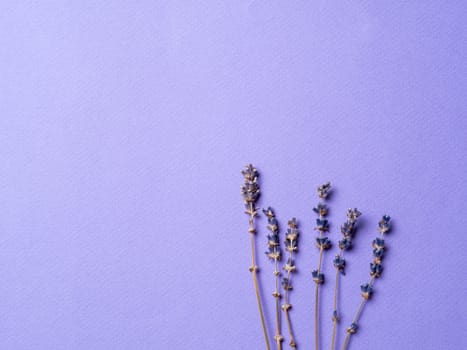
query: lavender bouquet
[{"left": 241, "top": 164, "right": 392, "bottom": 350}]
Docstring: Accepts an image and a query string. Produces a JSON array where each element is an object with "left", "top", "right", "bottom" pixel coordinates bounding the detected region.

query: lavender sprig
[
  {"left": 330, "top": 208, "right": 362, "bottom": 350},
  {"left": 341, "top": 215, "right": 392, "bottom": 350},
  {"left": 241, "top": 164, "right": 271, "bottom": 350},
  {"left": 312, "top": 182, "right": 332, "bottom": 350},
  {"left": 282, "top": 218, "right": 299, "bottom": 349},
  {"left": 264, "top": 207, "right": 284, "bottom": 350}
]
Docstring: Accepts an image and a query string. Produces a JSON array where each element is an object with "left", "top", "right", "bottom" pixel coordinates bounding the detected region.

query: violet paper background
[{"left": 1, "top": 1, "right": 466, "bottom": 349}]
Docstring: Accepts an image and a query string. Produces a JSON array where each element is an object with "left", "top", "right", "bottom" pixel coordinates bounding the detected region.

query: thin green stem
[
  {"left": 341, "top": 299, "right": 366, "bottom": 350},
  {"left": 284, "top": 250, "right": 297, "bottom": 349},
  {"left": 341, "top": 333, "right": 351, "bottom": 350},
  {"left": 312, "top": 184, "right": 331, "bottom": 350},
  {"left": 342, "top": 230, "right": 386, "bottom": 350},
  {"left": 284, "top": 309, "right": 296, "bottom": 348},
  {"left": 253, "top": 267, "right": 270, "bottom": 350},
  {"left": 314, "top": 283, "right": 319, "bottom": 350},
  {"left": 314, "top": 243, "right": 324, "bottom": 350},
  {"left": 274, "top": 259, "right": 283, "bottom": 350},
  {"left": 248, "top": 203, "right": 271, "bottom": 350},
  {"left": 317, "top": 247, "right": 324, "bottom": 272},
  {"left": 330, "top": 268, "right": 340, "bottom": 350}
]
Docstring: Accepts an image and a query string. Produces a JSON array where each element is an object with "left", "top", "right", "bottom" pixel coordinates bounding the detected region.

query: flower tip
[
  {"left": 288, "top": 217, "right": 298, "bottom": 228},
  {"left": 317, "top": 182, "right": 332, "bottom": 199},
  {"left": 378, "top": 215, "right": 392, "bottom": 234},
  {"left": 241, "top": 164, "right": 259, "bottom": 178},
  {"left": 347, "top": 208, "right": 362, "bottom": 220},
  {"left": 262, "top": 207, "right": 275, "bottom": 217}
]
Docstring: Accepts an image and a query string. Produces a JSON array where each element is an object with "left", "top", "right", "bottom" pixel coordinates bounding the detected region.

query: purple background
[{"left": 1, "top": 1, "right": 466, "bottom": 349}]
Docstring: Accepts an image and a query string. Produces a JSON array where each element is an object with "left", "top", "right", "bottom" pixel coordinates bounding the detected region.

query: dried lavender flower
[
  {"left": 264, "top": 208, "right": 281, "bottom": 262},
  {"left": 283, "top": 257, "right": 296, "bottom": 273},
  {"left": 311, "top": 182, "right": 332, "bottom": 350},
  {"left": 282, "top": 277, "right": 293, "bottom": 291},
  {"left": 360, "top": 283, "right": 373, "bottom": 300},
  {"left": 378, "top": 215, "right": 391, "bottom": 234},
  {"left": 317, "top": 182, "right": 331, "bottom": 199},
  {"left": 315, "top": 218, "right": 330, "bottom": 232},
  {"left": 282, "top": 218, "right": 299, "bottom": 349},
  {"left": 342, "top": 215, "right": 392, "bottom": 350},
  {"left": 330, "top": 208, "right": 362, "bottom": 350},
  {"left": 241, "top": 164, "right": 271, "bottom": 350},
  {"left": 263, "top": 207, "right": 284, "bottom": 350},
  {"left": 313, "top": 203, "right": 328, "bottom": 216},
  {"left": 239, "top": 169, "right": 394, "bottom": 350},
  {"left": 346, "top": 323, "right": 358, "bottom": 335}
]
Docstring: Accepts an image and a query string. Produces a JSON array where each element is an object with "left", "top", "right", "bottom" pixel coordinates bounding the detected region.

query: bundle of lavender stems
[{"left": 241, "top": 164, "right": 392, "bottom": 350}]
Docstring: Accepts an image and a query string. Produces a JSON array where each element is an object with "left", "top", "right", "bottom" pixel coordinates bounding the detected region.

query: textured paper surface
[{"left": 1, "top": 1, "right": 466, "bottom": 349}]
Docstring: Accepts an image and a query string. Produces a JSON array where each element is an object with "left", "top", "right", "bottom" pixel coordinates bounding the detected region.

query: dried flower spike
[
  {"left": 263, "top": 207, "right": 284, "bottom": 350},
  {"left": 317, "top": 182, "right": 331, "bottom": 199},
  {"left": 342, "top": 215, "right": 392, "bottom": 350},
  {"left": 330, "top": 208, "right": 362, "bottom": 350},
  {"left": 311, "top": 182, "right": 332, "bottom": 350},
  {"left": 282, "top": 218, "right": 299, "bottom": 348},
  {"left": 241, "top": 165, "right": 271, "bottom": 350}
]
